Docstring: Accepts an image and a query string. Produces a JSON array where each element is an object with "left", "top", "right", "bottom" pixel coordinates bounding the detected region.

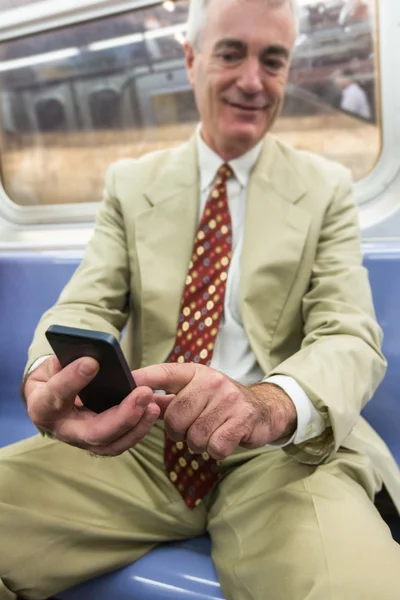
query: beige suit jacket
[{"left": 26, "top": 134, "right": 400, "bottom": 511}]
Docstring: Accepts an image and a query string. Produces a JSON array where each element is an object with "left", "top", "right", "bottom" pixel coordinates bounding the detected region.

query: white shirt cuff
[
  {"left": 263, "top": 375, "right": 326, "bottom": 447},
  {"left": 27, "top": 355, "right": 52, "bottom": 375}
]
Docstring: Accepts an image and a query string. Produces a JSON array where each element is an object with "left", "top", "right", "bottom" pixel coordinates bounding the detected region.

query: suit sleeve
[
  {"left": 25, "top": 164, "right": 131, "bottom": 375},
  {"left": 267, "top": 168, "right": 386, "bottom": 464}
]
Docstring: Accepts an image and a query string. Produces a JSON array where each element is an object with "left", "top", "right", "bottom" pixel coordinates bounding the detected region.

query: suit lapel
[
  {"left": 240, "top": 137, "right": 312, "bottom": 374},
  {"left": 134, "top": 134, "right": 312, "bottom": 370},
  {"left": 135, "top": 136, "right": 200, "bottom": 366}
]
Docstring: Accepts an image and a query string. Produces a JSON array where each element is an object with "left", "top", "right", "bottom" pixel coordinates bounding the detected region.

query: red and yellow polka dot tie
[{"left": 165, "top": 163, "right": 233, "bottom": 509}]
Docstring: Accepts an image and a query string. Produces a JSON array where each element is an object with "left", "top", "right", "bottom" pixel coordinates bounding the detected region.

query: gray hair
[{"left": 186, "top": 0, "right": 299, "bottom": 48}]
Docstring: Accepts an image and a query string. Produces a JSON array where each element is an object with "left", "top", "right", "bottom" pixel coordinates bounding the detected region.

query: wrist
[{"left": 249, "top": 382, "right": 297, "bottom": 442}]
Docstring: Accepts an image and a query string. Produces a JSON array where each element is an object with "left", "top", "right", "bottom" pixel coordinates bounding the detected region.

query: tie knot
[{"left": 216, "top": 163, "right": 233, "bottom": 183}]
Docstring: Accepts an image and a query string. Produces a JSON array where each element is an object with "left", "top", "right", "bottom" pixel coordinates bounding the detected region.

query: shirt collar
[{"left": 196, "top": 125, "right": 263, "bottom": 191}]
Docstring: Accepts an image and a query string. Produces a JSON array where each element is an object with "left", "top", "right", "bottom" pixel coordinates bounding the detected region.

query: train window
[
  {"left": 275, "top": 0, "right": 379, "bottom": 182},
  {"left": 0, "top": 0, "right": 379, "bottom": 207}
]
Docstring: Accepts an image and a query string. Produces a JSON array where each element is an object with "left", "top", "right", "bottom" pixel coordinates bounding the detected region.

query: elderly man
[{"left": 1, "top": 0, "right": 399, "bottom": 598}]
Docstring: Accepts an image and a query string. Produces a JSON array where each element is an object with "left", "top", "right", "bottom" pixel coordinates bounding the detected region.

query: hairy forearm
[{"left": 248, "top": 382, "right": 297, "bottom": 442}]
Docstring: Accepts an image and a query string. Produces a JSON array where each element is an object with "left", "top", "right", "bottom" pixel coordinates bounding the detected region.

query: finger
[
  {"left": 163, "top": 387, "right": 208, "bottom": 442},
  {"left": 54, "top": 386, "right": 155, "bottom": 447},
  {"left": 184, "top": 400, "right": 231, "bottom": 453},
  {"left": 133, "top": 363, "right": 197, "bottom": 394},
  {"left": 206, "top": 418, "right": 246, "bottom": 460},
  {"left": 152, "top": 394, "right": 176, "bottom": 419},
  {"left": 27, "top": 357, "right": 99, "bottom": 423},
  {"left": 164, "top": 377, "right": 233, "bottom": 444},
  {"left": 84, "top": 403, "right": 161, "bottom": 457}
]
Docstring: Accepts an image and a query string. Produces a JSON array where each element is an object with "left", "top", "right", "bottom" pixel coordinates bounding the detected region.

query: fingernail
[{"left": 78, "top": 358, "right": 98, "bottom": 376}]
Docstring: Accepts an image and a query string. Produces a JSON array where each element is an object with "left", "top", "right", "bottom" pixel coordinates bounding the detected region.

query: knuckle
[
  {"left": 207, "top": 438, "right": 229, "bottom": 460},
  {"left": 186, "top": 430, "right": 206, "bottom": 453},
  {"left": 223, "top": 422, "right": 242, "bottom": 442},
  {"left": 209, "top": 427, "right": 240, "bottom": 459},
  {"left": 164, "top": 410, "right": 188, "bottom": 436},
  {"left": 187, "top": 418, "right": 211, "bottom": 445},
  {"left": 211, "top": 370, "right": 227, "bottom": 389},
  {"left": 134, "top": 386, "right": 153, "bottom": 399},
  {"left": 178, "top": 398, "right": 199, "bottom": 423},
  {"left": 226, "top": 388, "right": 242, "bottom": 407},
  {"left": 213, "top": 369, "right": 225, "bottom": 382}
]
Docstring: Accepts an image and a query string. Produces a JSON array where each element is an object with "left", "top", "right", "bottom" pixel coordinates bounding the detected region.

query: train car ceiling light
[
  {"left": 88, "top": 23, "right": 187, "bottom": 52},
  {"left": 0, "top": 47, "right": 80, "bottom": 72},
  {"left": 88, "top": 32, "right": 144, "bottom": 52},
  {"left": 163, "top": 0, "right": 176, "bottom": 12}
]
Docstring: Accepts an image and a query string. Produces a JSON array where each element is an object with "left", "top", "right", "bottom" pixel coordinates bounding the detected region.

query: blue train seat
[
  {"left": 0, "top": 254, "right": 78, "bottom": 447},
  {"left": 0, "top": 243, "right": 399, "bottom": 600},
  {"left": 55, "top": 537, "right": 223, "bottom": 600},
  {"left": 0, "top": 253, "right": 223, "bottom": 599},
  {"left": 362, "top": 245, "right": 400, "bottom": 462}
]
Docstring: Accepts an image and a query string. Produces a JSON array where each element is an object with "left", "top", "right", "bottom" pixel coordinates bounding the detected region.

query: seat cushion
[{"left": 55, "top": 536, "right": 224, "bottom": 600}]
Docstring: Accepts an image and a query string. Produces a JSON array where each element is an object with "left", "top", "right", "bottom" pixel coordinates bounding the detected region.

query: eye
[
  {"left": 263, "top": 58, "right": 285, "bottom": 72},
  {"left": 217, "top": 52, "right": 242, "bottom": 64}
]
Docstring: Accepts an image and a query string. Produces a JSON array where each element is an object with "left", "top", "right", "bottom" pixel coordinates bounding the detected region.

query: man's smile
[{"left": 223, "top": 99, "right": 269, "bottom": 112}]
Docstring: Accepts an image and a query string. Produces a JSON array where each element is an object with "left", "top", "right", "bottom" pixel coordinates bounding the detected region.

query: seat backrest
[
  {"left": 0, "top": 247, "right": 399, "bottom": 464},
  {"left": 362, "top": 247, "right": 400, "bottom": 464},
  {"left": 0, "top": 254, "right": 80, "bottom": 389}
]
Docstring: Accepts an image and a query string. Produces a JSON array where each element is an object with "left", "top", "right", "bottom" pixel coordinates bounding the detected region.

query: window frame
[
  {"left": 356, "top": 0, "right": 400, "bottom": 232},
  {"left": 0, "top": 0, "right": 396, "bottom": 235},
  {"left": 0, "top": 0, "right": 161, "bottom": 43}
]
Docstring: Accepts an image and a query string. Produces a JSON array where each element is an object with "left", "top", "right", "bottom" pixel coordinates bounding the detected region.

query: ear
[{"left": 184, "top": 41, "right": 196, "bottom": 87}]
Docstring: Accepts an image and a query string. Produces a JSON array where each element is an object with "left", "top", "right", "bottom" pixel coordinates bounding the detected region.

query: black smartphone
[{"left": 45, "top": 324, "right": 136, "bottom": 413}]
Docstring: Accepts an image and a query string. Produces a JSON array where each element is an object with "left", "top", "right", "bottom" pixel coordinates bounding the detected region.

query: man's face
[{"left": 185, "top": 0, "right": 296, "bottom": 159}]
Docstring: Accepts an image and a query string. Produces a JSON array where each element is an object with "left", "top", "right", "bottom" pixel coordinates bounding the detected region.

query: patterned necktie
[{"left": 165, "top": 163, "right": 233, "bottom": 509}]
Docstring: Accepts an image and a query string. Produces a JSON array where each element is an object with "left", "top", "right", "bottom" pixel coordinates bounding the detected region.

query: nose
[{"left": 237, "top": 58, "right": 264, "bottom": 95}]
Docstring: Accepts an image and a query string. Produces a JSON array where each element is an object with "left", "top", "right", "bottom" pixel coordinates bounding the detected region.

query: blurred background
[{"left": 0, "top": 0, "right": 379, "bottom": 205}]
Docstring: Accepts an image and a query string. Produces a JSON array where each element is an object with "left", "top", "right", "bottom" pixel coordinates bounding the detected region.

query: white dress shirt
[
  {"left": 196, "top": 129, "right": 325, "bottom": 446},
  {"left": 30, "top": 132, "right": 326, "bottom": 447}
]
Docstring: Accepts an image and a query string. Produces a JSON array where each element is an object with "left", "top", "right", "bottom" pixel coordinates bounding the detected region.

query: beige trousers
[{"left": 0, "top": 424, "right": 399, "bottom": 600}]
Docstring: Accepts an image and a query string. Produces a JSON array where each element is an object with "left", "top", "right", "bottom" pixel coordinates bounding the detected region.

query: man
[
  {"left": 336, "top": 68, "right": 372, "bottom": 120},
  {"left": 1, "top": 0, "right": 399, "bottom": 598}
]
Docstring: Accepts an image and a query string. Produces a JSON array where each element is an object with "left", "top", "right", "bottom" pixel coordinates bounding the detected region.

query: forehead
[{"left": 202, "top": 0, "right": 296, "bottom": 51}]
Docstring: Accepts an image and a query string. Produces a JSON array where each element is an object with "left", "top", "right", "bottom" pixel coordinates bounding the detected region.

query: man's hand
[
  {"left": 24, "top": 355, "right": 162, "bottom": 456},
  {"left": 134, "top": 363, "right": 297, "bottom": 460}
]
